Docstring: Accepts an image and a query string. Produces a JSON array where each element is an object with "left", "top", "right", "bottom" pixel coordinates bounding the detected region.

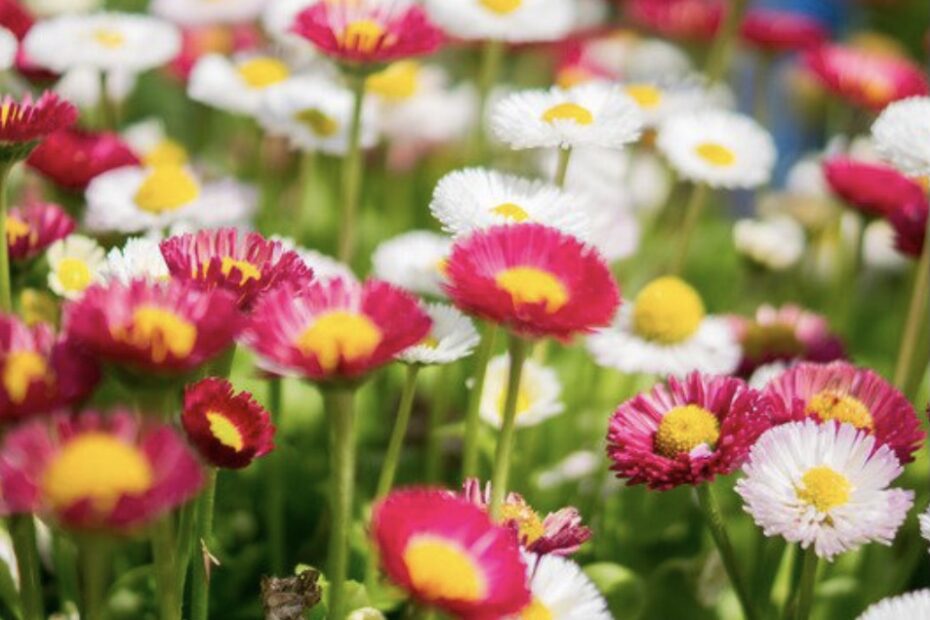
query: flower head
[
  {"left": 480, "top": 353, "right": 563, "bottom": 429},
  {"left": 0, "top": 410, "right": 202, "bottom": 531},
  {"left": 740, "top": 9, "right": 827, "bottom": 53},
  {"left": 888, "top": 196, "right": 927, "bottom": 258},
  {"left": 872, "top": 96, "right": 930, "bottom": 177},
  {"left": 424, "top": 0, "right": 575, "bottom": 43},
  {"left": 627, "top": 0, "right": 722, "bottom": 41},
  {"left": 102, "top": 237, "right": 170, "bottom": 284},
  {"left": 46, "top": 235, "right": 107, "bottom": 300},
  {"left": 858, "top": 590, "right": 930, "bottom": 620},
  {"left": 823, "top": 156, "right": 928, "bottom": 219},
  {"left": 397, "top": 303, "right": 479, "bottom": 366},
  {"left": 151, "top": 0, "right": 266, "bottom": 27},
  {"left": 6, "top": 202, "right": 74, "bottom": 262},
  {"left": 736, "top": 420, "right": 913, "bottom": 561},
  {"left": 0, "top": 92, "right": 77, "bottom": 162},
  {"left": 371, "top": 230, "right": 451, "bottom": 298},
  {"left": 512, "top": 552, "right": 611, "bottom": 619},
  {"left": 188, "top": 53, "right": 293, "bottom": 117},
  {"left": 0, "top": 26, "right": 15, "bottom": 71},
  {"left": 733, "top": 215, "right": 806, "bottom": 271},
  {"left": 372, "top": 488, "right": 530, "bottom": 617},
  {"left": 182, "top": 377, "right": 274, "bottom": 470},
  {"left": 444, "top": 223, "right": 619, "bottom": 340},
  {"left": 26, "top": 128, "right": 139, "bottom": 191}
]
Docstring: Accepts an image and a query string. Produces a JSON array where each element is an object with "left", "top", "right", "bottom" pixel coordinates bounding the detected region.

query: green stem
[
  {"left": 0, "top": 164, "right": 13, "bottom": 313},
  {"left": 793, "top": 548, "right": 819, "bottom": 620},
  {"left": 704, "top": 0, "right": 749, "bottom": 83},
  {"left": 9, "top": 515, "right": 43, "bottom": 620},
  {"left": 190, "top": 468, "right": 218, "bottom": 620},
  {"left": 488, "top": 335, "right": 529, "bottom": 520},
  {"left": 376, "top": 365, "right": 421, "bottom": 499},
  {"left": 554, "top": 147, "right": 572, "bottom": 188},
  {"left": 893, "top": 212, "right": 930, "bottom": 389},
  {"left": 324, "top": 386, "right": 357, "bottom": 620},
  {"left": 297, "top": 150, "right": 317, "bottom": 245},
  {"left": 52, "top": 531, "right": 79, "bottom": 613},
  {"left": 461, "top": 324, "right": 499, "bottom": 479},
  {"left": 695, "top": 485, "right": 759, "bottom": 620},
  {"left": 151, "top": 517, "right": 180, "bottom": 620},
  {"left": 267, "top": 378, "right": 286, "bottom": 574},
  {"left": 671, "top": 182, "right": 709, "bottom": 275},
  {"left": 173, "top": 499, "right": 197, "bottom": 596},
  {"left": 338, "top": 75, "right": 367, "bottom": 265},
  {"left": 471, "top": 40, "right": 505, "bottom": 163},
  {"left": 78, "top": 537, "right": 109, "bottom": 620},
  {"left": 425, "top": 365, "right": 452, "bottom": 482}
]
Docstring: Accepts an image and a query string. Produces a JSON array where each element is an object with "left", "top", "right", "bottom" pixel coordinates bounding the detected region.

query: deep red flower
[
  {"left": 823, "top": 156, "right": 927, "bottom": 218},
  {"left": 27, "top": 128, "right": 139, "bottom": 191},
  {"left": 627, "top": 0, "right": 723, "bottom": 42},
  {"left": 0, "top": 92, "right": 77, "bottom": 160},
  {"left": 0, "top": 0, "right": 31, "bottom": 39},
  {"left": 740, "top": 9, "right": 827, "bottom": 53},
  {"left": 6, "top": 202, "right": 75, "bottom": 261},
  {"left": 889, "top": 197, "right": 927, "bottom": 258}
]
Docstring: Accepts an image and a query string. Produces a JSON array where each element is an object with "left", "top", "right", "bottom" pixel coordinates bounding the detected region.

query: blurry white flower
[
  {"left": 536, "top": 450, "right": 599, "bottom": 490},
  {"left": 0, "top": 27, "right": 16, "bottom": 71},
  {"left": 54, "top": 66, "right": 136, "bottom": 108},
  {"left": 398, "top": 303, "right": 480, "bottom": 366},
  {"left": 346, "top": 608, "right": 386, "bottom": 620},
  {"left": 121, "top": 118, "right": 190, "bottom": 168},
  {"left": 872, "top": 96, "right": 930, "bottom": 176},
  {"left": 863, "top": 220, "right": 908, "bottom": 272},
  {"left": 582, "top": 198, "right": 640, "bottom": 263},
  {"left": 748, "top": 361, "right": 789, "bottom": 390},
  {"left": 47, "top": 235, "right": 106, "bottom": 300},
  {"left": 786, "top": 155, "right": 830, "bottom": 197},
  {"left": 555, "top": 146, "right": 670, "bottom": 215},
  {"left": 425, "top": 0, "right": 575, "bottom": 43},
  {"left": 271, "top": 237, "right": 356, "bottom": 284},
  {"left": 150, "top": 0, "right": 266, "bottom": 27},
  {"left": 481, "top": 353, "right": 563, "bottom": 429},
  {"left": 189, "top": 53, "right": 294, "bottom": 117},
  {"left": 513, "top": 552, "right": 611, "bottom": 620},
  {"left": 858, "top": 590, "right": 930, "bottom": 620},
  {"left": 572, "top": 0, "right": 609, "bottom": 33},
  {"left": 371, "top": 230, "right": 451, "bottom": 298},
  {"left": 733, "top": 215, "right": 805, "bottom": 271},
  {"left": 102, "top": 237, "right": 169, "bottom": 284},
  {"left": 624, "top": 38, "right": 693, "bottom": 81},
  {"left": 620, "top": 78, "right": 716, "bottom": 129},
  {"left": 919, "top": 507, "right": 930, "bottom": 550},
  {"left": 0, "top": 526, "right": 17, "bottom": 588},
  {"left": 25, "top": 0, "right": 101, "bottom": 17}
]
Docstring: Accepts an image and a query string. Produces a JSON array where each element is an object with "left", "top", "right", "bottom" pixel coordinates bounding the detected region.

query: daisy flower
[
  {"left": 763, "top": 361, "right": 924, "bottom": 464},
  {"left": 607, "top": 372, "right": 770, "bottom": 490},
  {"left": 444, "top": 223, "right": 619, "bottom": 340},
  {"left": 181, "top": 377, "right": 274, "bottom": 470},
  {"left": 397, "top": 303, "right": 479, "bottom": 366},
  {"left": 620, "top": 78, "right": 718, "bottom": 130},
  {"left": 168, "top": 22, "right": 263, "bottom": 81},
  {"left": 462, "top": 479, "right": 591, "bottom": 556},
  {"left": 46, "top": 235, "right": 106, "bottom": 301},
  {"left": 0, "top": 409, "right": 203, "bottom": 531},
  {"left": 480, "top": 353, "right": 563, "bottom": 429},
  {"left": 23, "top": 12, "right": 181, "bottom": 74},
  {"left": 511, "top": 552, "right": 611, "bottom": 620},
  {"left": 188, "top": 53, "right": 293, "bottom": 117},
  {"left": 26, "top": 127, "right": 139, "bottom": 191},
  {"left": 372, "top": 488, "right": 530, "bottom": 618},
  {"left": 0, "top": 92, "right": 77, "bottom": 162},
  {"left": 732, "top": 215, "right": 806, "bottom": 271},
  {"left": 858, "top": 590, "right": 930, "bottom": 620},
  {"left": 371, "top": 230, "right": 451, "bottom": 298},
  {"left": 740, "top": 9, "right": 827, "bottom": 53},
  {"left": 863, "top": 220, "right": 909, "bottom": 272},
  {"left": 491, "top": 83, "right": 643, "bottom": 151},
  {"left": 150, "top": 0, "right": 266, "bottom": 27},
  {"left": 121, "top": 118, "right": 189, "bottom": 168},
  {"left": 920, "top": 507, "right": 930, "bottom": 549},
  {"left": 736, "top": 420, "right": 914, "bottom": 561},
  {"left": 0, "top": 314, "right": 99, "bottom": 421},
  {"left": 243, "top": 276, "right": 431, "bottom": 382},
  {"left": 424, "top": 0, "right": 575, "bottom": 43},
  {"left": 0, "top": 25, "right": 14, "bottom": 70},
  {"left": 823, "top": 156, "right": 927, "bottom": 219},
  {"left": 160, "top": 228, "right": 312, "bottom": 311},
  {"left": 656, "top": 109, "right": 776, "bottom": 189},
  {"left": 6, "top": 202, "right": 74, "bottom": 262},
  {"left": 872, "top": 96, "right": 930, "bottom": 177},
  {"left": 888, "top": 196, "right": 927, "bottom": 258},
  {"left": 429, "top": 168, "right": 590, "bottom": 241},
  {"left": 803, "top": 45, "right": 929, "bottom": 111},
  {"left": 101, "top": 237, "right": 169, "bottom": 284},
  {"left": 627, "top": 0, "right": 723, "bottom": 42},
  {"left": 63, "top": 278, "right": 242, "bottom": 374},
  {"left": 271, "top": 236, "right": 357, "bottom": 285},
  {"left": 586, "top": 276, "right": 740, "bottom": 377},
  {"left": 292, "top": 0, "right": 443, "bottom": 66}
]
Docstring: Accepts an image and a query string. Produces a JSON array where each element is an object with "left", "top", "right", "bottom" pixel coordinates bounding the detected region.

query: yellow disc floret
[
  {"left": 211, "top": 257, "right": 262, "bottom": 285},
  {"left": 2, "top": 351, "right": 49, "bottom": 404},
  {"left": 806, "top": 390, "right": 874, "bottom": 431},
  {"left": 796, "top": 466, "right": 851, "bottom": 513},
  {"left": 92, "top": 29, "right": 125, "bottom": 49},
  {"left": 113, "top": 306, "right": 197, "bottom": 363},
  {"left": 340, "top": 20, "right": 385, "bottom": 54},
  {"left": 55, "top": 258, "right": 93, "bottom": 293},
  {"left": 542, "top": 103, "right": 594, "bottom": 126},
  {"left": 491, "top": 202, "right": 530, "bottom": 222},
  {"left": 403, "top": 536, "right": 487, "bottom": 602},
  {"left": 625, "top": 84, "right": 663, "bottom": 109},
  {"left": 144, "top": 139, "right": 189, "bottom": 168},
  {"left": 521, "top": 598, "right": 554, "bottom": 620},
  {"left": 206, "top": 411, "right": 244, "bottom": 452},
  {"left": 236, "top": 57, "right": 290, "bottom": 89},
  {"left": 632, "top": 276, "right": 705, "bottom": 344},
  {"left": 654, "top": 404, "right": 720, "bottom": 458},
  {"left": 495, "top": 267, "right": 568, "bottom": 313},
  {"left": 500, "top": 502, "right": 546, "bottom": 545},
  {"left": 296, "top": 311, "right": 383, "bottom": 373},
  {"left": 6, "top": 216, "right": 32, "bottom": 245},
  {"left": 367, "top": 61, "right": 420, "bottom": 101},
  {"left": 695, "top": 142, "right": 737, "bottom": 167},
  {"left": 134, "top": 166, "right": 200, "bottom": 214},
  {"left": 480, "top": 0, "right": 523, "bottom": 14},
  {"left": 295, "top": 108, "right": 340, "bottom": 137}
]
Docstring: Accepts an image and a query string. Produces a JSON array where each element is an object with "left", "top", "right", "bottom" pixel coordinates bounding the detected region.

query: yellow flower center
[
  {"left": 0, "top": 103, "right": 19, "bottom": 126},
  {"left": 367, "top": 61, "right": 420, "bottom": 102},
  {"left": 495, "top": 267, "right": 568, "bottom": 313},
  {"left": 55, "top": 257, "right": 93, "bottom": 293},
  {"left": 403, "top": 536, "right": 487, "bottom": 602},
  {"left": 435, "top": 257, "right": 449, "bottom": 278},
  {"left": 420, "top": 335, "right": 440, "bottom": 349},
  {"left": 625, "top": 84, "right": 663, "bottom": 109},
  {"left": 2, "top": 351, "right": 49, "bottom": 404},
  {"left": 796, "top": 466, "right": 851, "bottom": 512},
  {"left": 134, "top": 166, "right": 200, "bottom": 214},
  {"left": 806, "top": 390, "right": 873, "bottom": 431},
  {"left": 6, "top": 216, "right": 32, "bottom": 245},
  {"left": 556, "top": 67, "right": 593, "bottom": 90},
  {"left": 340, "top": 20, "right": 385, "bottom": 54},
  {"left": 295, "top": 311, "right": 383, "bottom": 373},
  {"left": 500, "top": 502, "right": 546, "bottom": 545},
  {"left": 541, "top": 103, "right": 594, "bottom": 126},
  {"left": 632, "top": 276, "right": 705, "bottom": 344},
  {"left": 144, "top": 139, "right": 189, "bottom": 168},
  {"left": 236, "top": 57, "right": 290, "bottom": 89},
  {"left": 42, "top": 432, "right": 153, "bottom": 514},
  {"left": 695, "top": 142, "right": 737, "bottom": 167},
  {"left": 863, "top": 78, "right": 893, "bottom": 106},
  {"left": 295, "top": 108, "right": 340, "bottom": 138},
  {"left": 202, "top": 256, "right": 262, "bottom": 285},
  {"left": 497, "top": 383, "right": 532, "bottom": 418},
  {"left": 92, "top": 29, "right": 125, "bottom": 49},
  {"left": 206, "top": 411, "right": 244, "bottom": 452},
  {"left": 653, "top": 404, "right": 720, "bottom": 458},
  {"left": 521, "top": 598, "right": 554, "bottom": 620},
  {"left": 479, "top": 0, "right": 523, "bottom": 15},
  {"left": 490, "top": 202, "right": 530, "bottom": 222},
  {"left": 112, "top": 306, "right": 197, "bottom": 364}
]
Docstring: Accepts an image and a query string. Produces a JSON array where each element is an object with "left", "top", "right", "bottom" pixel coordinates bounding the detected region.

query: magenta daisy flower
[
  {"left": 63, "top": 278, "right": 242, "bottom": 375},
  {"left": 160, "top": 228, "right": 313, "bottom": 311},
  {"left": 0, "top": 91, "right": 77, "bottom": 161},
  {"left": 443, "top": 223, "right": 620, "bottom": 341},
  {"left": 763, "top": 361, "right": 924, "bottom": 464},
  {"left": 740, "top": 9, "right": 827, "bottom": 53},
  {"left": 607, "top": 372, "right": 772, "bottom": 490},
  {"left": 6, "top": 202, "right": 75, "bottom": 262},
  {"left": 243, "top": 276, "right": 430, "bottom": 382},
  {"left": 823, "top": 156, "right": 928, "bottom": 219},
  {"left": 889, "top": 197, "right": 927, "bottom": 258},
  {"left": 26, "top": 127, "right": 140, "bottom": 191},
  {"left": 372, "top": 487, "right": 530, "bottom": 618},
  {"left": 0, "top": 409, "right": 203, "bottom": 531}
]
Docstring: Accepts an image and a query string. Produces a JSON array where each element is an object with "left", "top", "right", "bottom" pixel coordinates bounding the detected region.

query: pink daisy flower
[
  {"left": 0, "top": 314, "right": 99, "bottom": 421},
  {"left": 243, "top": 276, "right": 431, "bottom": 382},
  {"left": 627, "top": 0, "right": 723, "bottom": 42},
  {"left": 63, "top": 278, "right": 242, "bottom": 375},
  {"left": 803, "top": 44, "right": 929, "bottom": 111},
  {"left": 292, "top": 0, "right": 443, "bottom": 66},
  {"left": 26, "top": 128, "right": 140, "bottom": 191},
  {"left": 0, "top": 409, "right": 203, "bottom": 531},
  {"left": 740, "top": 9, "right": 827, "bottom": 53},
  {"left": 763, "top": 361, "right": 924, "bottom": 464},
  {"left": 889, "top": 197, "right": 927, "bottom": 258},
  {"left": 160, "top": 228, "right": 313, "bottom": 311},
  {"left": 823, "top": 156, "right": 928, "bottom": 219},
  {"left": 372, "top": 487, "right": 530, "bottom": 618},
  {"left": 6, "top": 202, "right": 75, "bottom": 262},
  {"left": 443, "top": 223, "right": 620, "bottom": 341},
  {"left": 0, "top": 92, "right": 77, "bottom": 161},
  {"left": 606, "top": 372, "right": 772, "bottom": 490}
]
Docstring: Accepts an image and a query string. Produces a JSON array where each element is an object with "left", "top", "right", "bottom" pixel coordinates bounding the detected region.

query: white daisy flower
[
  {"left": 84, "top": 165, "right": 256, "bottom": 234},
  {"left": 0, "top": 27, "right": 16, "bottom": 72},
  {"left": 121, "top": 118, "right": 190, "bottom": 168},
  {"left": 863, "top": 220, "right": 908, "bottom": 272},
  {"left": 101, "top": 237, "right": 169, "bottom": 284},
  {"left": 424, "top": 0, "right": 575, "bottom": 43},
  {"left": 46, "top": 235, "right": 106, "bottom": 300},
  {"left": 858, "top": 590, "right": 930, "bottom": 620},
  {"left": 371, "top": 230, "right": 451, "bottom": 298},
  {"left": 262, "top": 0, "right": 312, "bottom": 43},
  {"left": 397, "top": 303, "right": 480, "bottom": 366},
  {"left": 508, "top": 553, "right": 611, "bottom": 620},
  {"left": 748, "top": 361, "right": 790, "bottom": 390},
  {"left": 258, "top": 75, "right": 379, "bottom": 156},
  {"left": 872, "top": 96, "right": 930, "bottom": 176},
  {"left": 188, "top": 53, "right": 294, "bottom": 117},
  {"left": 582, "top": 197, "right": 640, "bottom": 263},
  {"left": 624, "top": 38, "right": 693, "bottom": 81},
  {"left": 736, "top": 420, "right": 914, "bottom": 561},
  {"left": 25, "top": 0, "right": 101, "bottom": 17},
  {"left": 480, "top": 353, "right": 563, "bottom": 429},
  {"left": 53, "top": 66, "right": 136, "bottom": 110},
  {"left": 270, "top": 236, "right": 357, "bottom": 284},
  {"left": 491, "top": 83, "right": 643, "bottom": 151},
  {"left": 919, "top": 507, "right": 930, "bottom": 549},
  {"left": 24, "top": 12, "right": 181, "bottom": 74},
  {"left": 430, "top": 168, "right": 590, "bottom": 240},
  {"left": 620, "top": 78, "right": 717, "bottom": 129},
  {"left": 150, "top": 0, "right": 266, "bottom": 27},
  {"left": 586, "top": 276, "right": 740, "bottom": 377},
  {"left": 656, "top": 109, "right": 776, "bottom": 189},
  {"left": 733, "top": 215, "right": 806, "bottom": 271}
]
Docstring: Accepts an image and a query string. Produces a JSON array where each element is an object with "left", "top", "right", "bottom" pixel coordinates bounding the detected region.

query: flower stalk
[
  {"left": 376, "top": 364, "right": 421, "bottom": 499},
  {"left": 893, "top": 213, "right": 930, "bottom": 390},
  {"left": 793, "top": 547, "right": 819, "bottom": 620},
  {"left": 267, "top": 377, "right": 286, "bottom": 574},
  {"left": 672, "top": 182, "right": 710, "bottom": 275},
  {"left": 190, "top": 468, "right": 218, "bottom": 620},
  {"left": 461, "top": 323, "right": 499, "bottom": 479},
  {"left": 77, "top": 536, "right": 109, "bottom": 620},
  {"left": 9, "top": 515, "right": 44, "bottom": 620},
  {"left": 488, "top": 335, "right": 529, "bottom": 520},
  {"left": 0, "top": 163, "right": 13, "bottom": 312},
  {"left": 338, "top": 74, "right": 367, "bottom": 264},
  {"left": 324, "top": 386, "right": 357, "bottom": 620}
]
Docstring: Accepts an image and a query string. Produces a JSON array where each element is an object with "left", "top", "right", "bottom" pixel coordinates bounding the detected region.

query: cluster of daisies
[{"left": 0, "top": 0, "right": 929, "bottom": 619}]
